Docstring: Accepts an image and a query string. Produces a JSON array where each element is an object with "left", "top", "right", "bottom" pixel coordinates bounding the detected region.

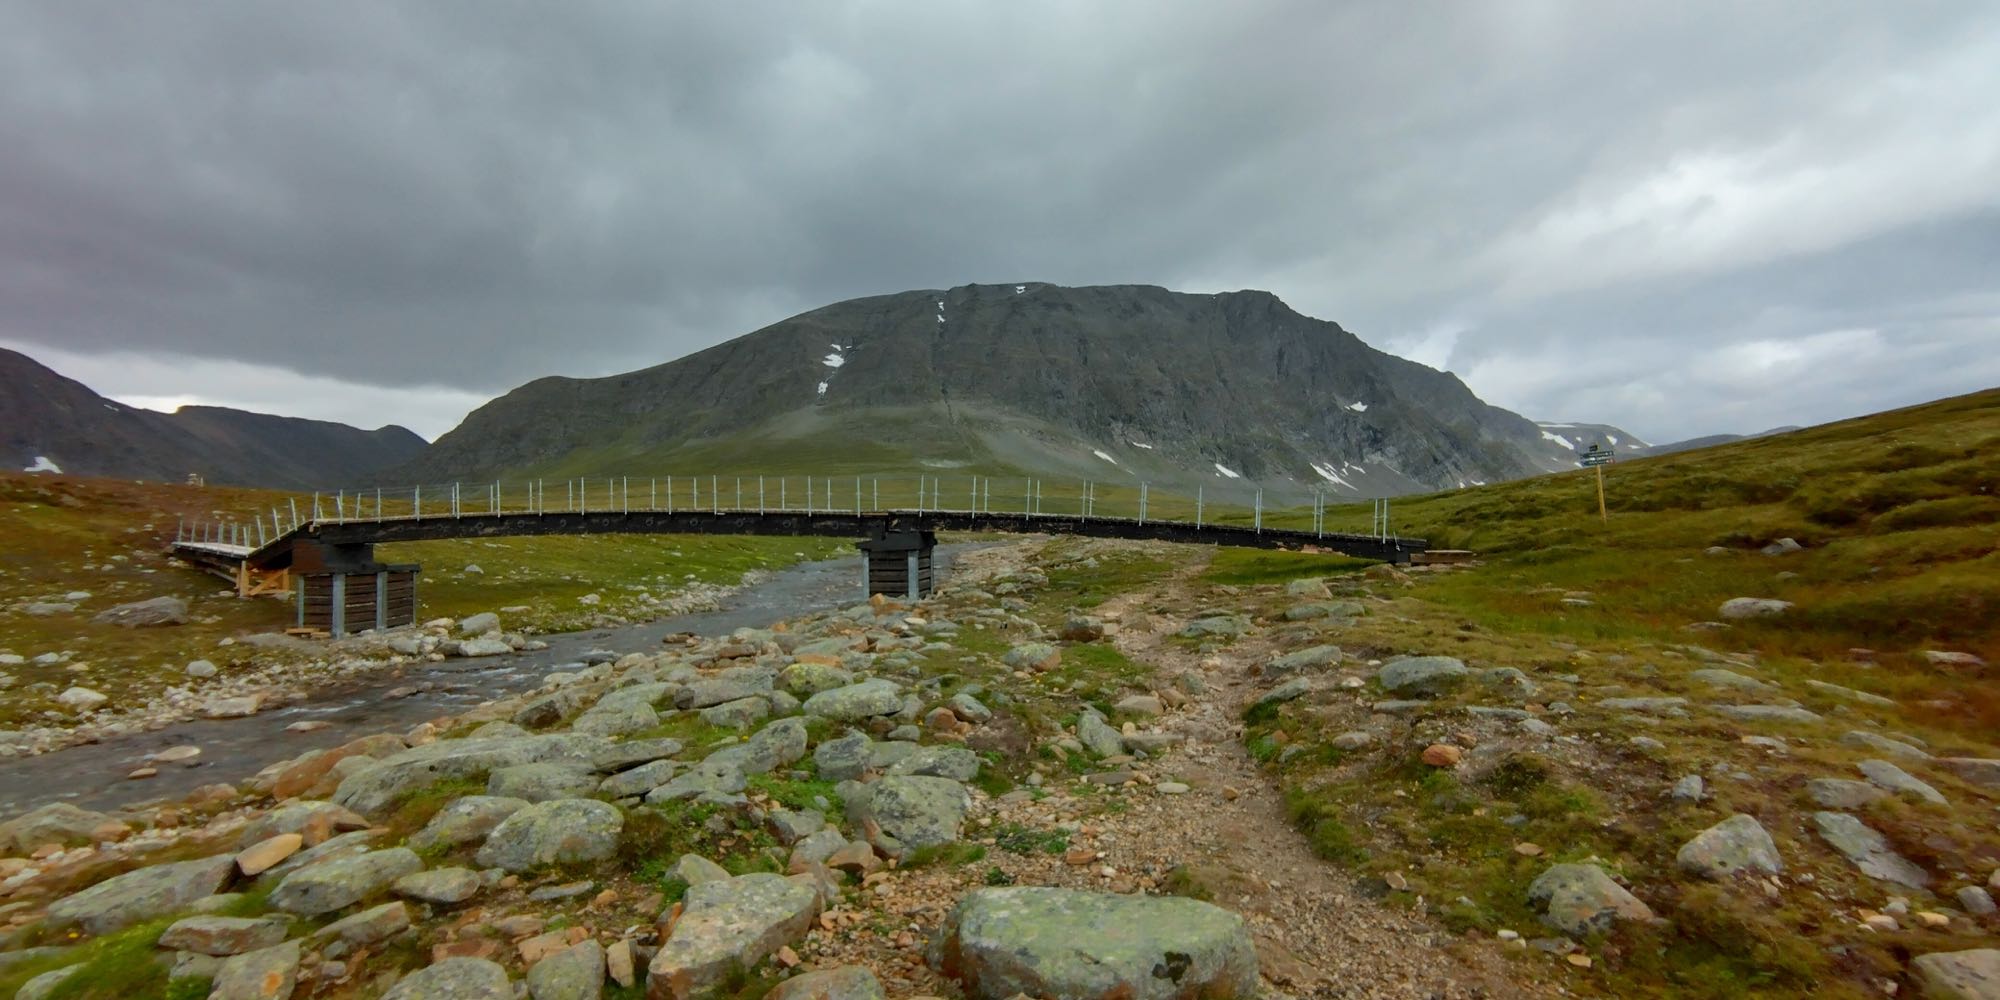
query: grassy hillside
[{"left": 1204, "top": 386, "right": 2000, "bottom": 997}]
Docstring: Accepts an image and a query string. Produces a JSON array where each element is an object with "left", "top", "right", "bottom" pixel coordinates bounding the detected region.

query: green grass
[
  {"left": 1201, "top": 548, "right": 1372, "bottom": 586},
  {"left": 992, "top": 822, "right": 1069, "bottom": 855},
  {"left": 0, "top": 917, "right": 178, "bottom": 1000},
  {"left": 903, "top": 842, "right": 988, "bottom": 868}
]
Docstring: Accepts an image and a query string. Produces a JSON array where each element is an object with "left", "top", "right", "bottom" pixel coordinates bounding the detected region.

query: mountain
[
  {"left": 1532, "top": 421, "right": 1653, "bottom": 461},
  {"left": 1, "top": 348, "right": 427, "bottom": 490},
  {"left": 409, "top": 283, "right": 1645, "bottom": 497},
  {"left": 1647, "top": 426, "right": 1801, "bottom": 456}
]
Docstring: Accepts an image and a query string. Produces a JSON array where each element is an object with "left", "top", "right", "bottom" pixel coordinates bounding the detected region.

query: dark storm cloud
[{"left": 1, "top": 2, "right": 1995, "bottom": 440}]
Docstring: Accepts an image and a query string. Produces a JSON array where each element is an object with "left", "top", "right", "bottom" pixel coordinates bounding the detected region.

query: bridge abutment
[
  {"left": 858, "top": 529, "right": 936, "bottom": 599},
  {"left": 288, "top": 538, "right": 420, "bottom": 637}
]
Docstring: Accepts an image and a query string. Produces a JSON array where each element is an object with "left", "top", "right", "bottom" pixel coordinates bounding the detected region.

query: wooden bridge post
[{"left": 858, "top": 530, "right": 937, "bottom": 600}]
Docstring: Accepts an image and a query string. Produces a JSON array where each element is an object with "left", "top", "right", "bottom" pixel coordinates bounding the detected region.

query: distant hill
[
  {"left": 1647, "top": 426, "right": 1802, "bottom": 456},
  {"left": 0, "top": 348, "right": 427, "bottom": 489},
  {"left": 407, "top": 283, "right": 1650, "bottom": 497}
]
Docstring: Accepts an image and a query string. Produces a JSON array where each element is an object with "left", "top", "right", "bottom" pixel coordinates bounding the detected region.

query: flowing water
[{"left": 0, "top": 547, "right": 969, "bottom": 815}]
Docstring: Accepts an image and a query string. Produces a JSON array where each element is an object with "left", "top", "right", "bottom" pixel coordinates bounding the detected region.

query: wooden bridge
[{"left": 171, "top": 475, "right": 1423, "bottom": 635}]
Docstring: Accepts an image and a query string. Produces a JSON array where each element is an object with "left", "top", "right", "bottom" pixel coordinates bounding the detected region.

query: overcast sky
[{"left": 3, "top": 2, "right": 1997, "bottom": 443}]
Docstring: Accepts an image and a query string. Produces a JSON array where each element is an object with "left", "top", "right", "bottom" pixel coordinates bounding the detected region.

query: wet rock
[
  {"left": 1676, "top": 814, "right": 1783, "bottom": 879},
  {"left": 804, "top": 679, "right": 904, "bottom": 721},
  {"left": 271, "top": 847, "right": 424, "bottom": 916},
  {"left": 647, "top": 873, "right": 819, "bottom": 1000},
  {"left": 1718, "top": 597, "right": 1792, "bottom": 619},
  {"left": 488, "top": 762, "right": 601, "bottom": 803},
  {"left": 1858, "top": 759, "right": 1947, "bottom": 805},
  {"left": 845, "top": 775, "right": 969, "bottom": 860},
  {"left": 766, "top": 965, "right": 885, "bottom": 1000},
  {"left": 409, "top": 796, "right": 531, "bottom": 852},
  {"left": 47, "top": 853, "right": 235, "bottom": 934},
  {"left": 1377, "top": 656, "right": 1469, "bottom": 698},
  {"left": 1910, "top": 949, "right": 2000, "bottom": 999},
  {"left": 528, "top": 939, "right": 605, "bottom": 1000},
  {"left": 382, "top": 957, "right": 513, "bottom": 999},
  {"left": 1525, "top": 863, "right": 1655, "bottom": 937},
  {"left": 930, "top": 886, "right": 1256, "bottom": 1000},
  {"left": 211, "top": 940, "right": 300, "bottom": 1000},
  {"left": 393, "top": 867, "right": 483, "bottom": 906},
  {"left": 476, "top": 799, "right": 624, "bottom": 872},
  {"left": 158, "top": 915, "right": 291, "bottom": 956},
  {"left": 1812, "top": 812, "right": 1930, "bottom": 888},
  {"left": 92, "top": 595, "right": 187, "bottom": 627}
]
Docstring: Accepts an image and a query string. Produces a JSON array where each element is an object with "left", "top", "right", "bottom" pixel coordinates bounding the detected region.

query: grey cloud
[{"left": 0, "top": 1, "right": 1995, "bottom": 443}]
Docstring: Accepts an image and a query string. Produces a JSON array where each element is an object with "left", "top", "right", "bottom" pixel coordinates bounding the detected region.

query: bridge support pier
[
  {"left": 287, "top": 537, "right": 420, "bottom": 637},
  {"left": 858, "top": 530, "right": 936, "bottom": 600}
]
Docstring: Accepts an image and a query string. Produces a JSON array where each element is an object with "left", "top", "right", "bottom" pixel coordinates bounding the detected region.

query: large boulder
[
  {"left": 1812, "top": 812, "right": 1930, "bottom": 889},
  {"left": 211, "top": 940, "right": 300, "bottom": 1000},
  {"left": 332, "top": 734, "right": 608, "bottom": 816},
  {"left": 1525, "top": 863, "right": 1655, "bottom": 937},
  {"left": 1719, "top": 597, "right": 1793, "bottom": 620},
  {"left": 647, "top": 873, "right": 820, "bottom": 1000},
  {"left": 475, "top": 799, "right": 624, "bottom": 872},
  {"left": 1377, "top": 656, "right": 1470, "bottom": 698},
  {"left": 1076, "top": 710, "right": 1124, "bottom": 758},
  {"left": 885, "top": 745, "right": 982, "bottom": 782},
  {"left": 1910, "top": 949, "right": 2000, "bottom": 999},
  {"left": 814, "top": 732, "right": 872, "bottom": 781},
  {"left": 804, "top": 679, "right": 904, "bottom": 721},
  {"left": 930, "top": 887, "right": 1257, "bottom": 1000},
  {"left": 0, "top": 802, "right": 116, "bottom": 851},
  {"left": 408, "top": 796, "right": 531, "bottom": 852},
  {"left": 383, "top": 958, "right": 513, "bottom": 999},
  {"left": 91, "top": 595, "right": 188, "bottom": 627},
  {"left": 47, "top": 854, "right": 235, "bottom": 934},
  {"left": 270, "top": 847, "right": 424, "bottom": 916},
  {"left": 845, "top": 776, "right": 969, "bottom": 860},
  {"left": 1676, "top": 814, "right": 1783, "bottom": 879},
  {"left": 528, "top": 940, "right": 606, "bottom": 1000},
  {"left": 704, "top": 717, "right": 808, "bottom": 776},
  {"left": 766, "top": 966, "right": 885, "bottom": 1000},
  {"left": 487, "top": 763, "right": 600, "bottom": 802},
  {"left": 158, "top": 915, "right": 291, "bottom": 956}
]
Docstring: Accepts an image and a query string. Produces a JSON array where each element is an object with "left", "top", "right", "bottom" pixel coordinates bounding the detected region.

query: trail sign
[{"left": 1580, "top": 444, "right": 1615, "bottom": 468}]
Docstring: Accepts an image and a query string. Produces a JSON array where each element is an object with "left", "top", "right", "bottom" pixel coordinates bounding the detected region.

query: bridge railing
[{"left": 175, "top": 473, "right": 1405, "bottom": 556}]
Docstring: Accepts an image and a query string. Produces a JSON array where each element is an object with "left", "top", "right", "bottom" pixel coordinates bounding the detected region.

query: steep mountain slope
[
  {"left": 412, "top": 283, "right": 1631, "bottom": 496},
  {"left": 1, "top": 348, "right": 426, "bottom": 489}
]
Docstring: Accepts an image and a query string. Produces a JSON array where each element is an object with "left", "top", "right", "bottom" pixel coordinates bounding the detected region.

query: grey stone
[
  {"left": 813, "top": 732, "right": 871, "bottom": 781},
  {"left": 1076, "top": 710, "right": 1124, "bottom": 758},
  {"left": 311, "top": 901, "right": 412, "bottom": 947},
  {"left": 476, "top": 799, "right": 624, "bottom": 872},
  {"left": 46, "top": 853, "right": 234, "bottom": 934},
  {"left": 704, "top": 717, "right": 808, "bottom": 776},
  {"left": 672, "top": 854, "right": 732, "bottom": 885},
  {"left": 1806, "top": 778, "right": 1888, "bottom": 810},
  {"left": 394, "top": 867, "right": 483, "bottom": 905},
  {"left": 789, "top": 828, "right": 847, "bottom": 868},
  {"left": 600, "top": 759, "right": 681, "bottom": 799},
  {"left": 1250, "top": 678, "right": 1311, "bottom": 713},
  {"left": 1265, "top": 645, "right": 1342, "bottom": 679},
  {"left": 1812, "top": 811, "right": 1930, "bottom": 888},
  {"left": 1858, "top": 759, "right": 1947, "bottom": 805},
  {"left": 930, "top": 887, "right": 1257, "bottom": 1000},
  {"left": 382, "top": 957, "right": 513, "bottom": 999},
  {"left": 679, "top": 679, "right": 768, "bottom": 711},
  {"left": 1001, "top": 642, "right": 1061, "bottom": 672},
  {"left": 845, "top": 775, "right": 969, "bottom": 860},
  {"left": 0, "top": 802, "right": 116, "bottom": 851},
  {"left": 779, "top": 662, "right": 855, "bottom": 696},
  {"left": 270, "top": 847, "right": 424, "bottom": 916},
  {"left": 1178, "top": 614, "right": 1249, "bottom": 639},
  {"left": 1690, "top": 669, "right": 1778, "bottom": 694},
  {"left": 1761, "top": 537, "right": 1803, "bottom": 556},
  {"left": 1525, "top": 863, "right": 1655, "bottom": 937},
  {"left": 454, "top": 637, "right": 514, "bottom": 658},
  {"left": 488, "top": 762, "right": 600, "bottom": 802},
  {"left": 571, "top": 701, "right": 660, "bottom": 738},
  {"left": 947, "top": 692, "right": 993, "bottom": 723},
  {"left": 1603, "top": 697, "right": 1687, "bottom": 714},
  {"left": 1805, "top": 680, "right": 1895, "bottom": 708},
  {"left": 700, "top": 696, "right": 771, "bottom": 730},
  {"left": 1910, "top": 949, "right": 2000, "bottom": 999},
  {"left": 157, "top": 915, "right": 291, "bottom": 956},
  {"left": 408, "top": 796, "right": 531, "bottom": 852},
  {"left": 1671, "top": 775, "right": 1705, "bottom": 803},
  {"left": 459, "top": 612, "right": 501, "bottom": 636},
  {"left": 211, "top": 940, "right": 300, "bottom": 1000},
  {"left": 17, "top": 968, "right": 81, "bottom": 1000},
  {"left": 1676, "top": 814, "right": 1783, "bottom": 879},
  {"left": 1957, "top": 887, "right": 1998, "bottom": 917},
  {"left": 647, "top": 761, "right": 747, "bottom": 804},
  {"left": 768, "top": 809, "right": 825, "bottom": 846},
  {"left": 1718, "top": 597, "right": 1792, "bottom": 619},
  {"left": 91, "top": 595, "right": 188, "bottom": 627},
  {"left": 528, "top": 940, "right": 604, "bottom": 1000},
  {"left": 514, "top": 688, "right": 592, "bottom": 728},
  {"left": 333, "top": 734, "right": 610, "bottom": 816},
  {"left": 591, "top": 737, "right": 684, "bottom": 772},
  {"left": 1939, "top": 758, "right": 2000, "bottom": 789},
  {"left": 885, "top": 746, "right": 982, "bottom": 782},
  {"left": 766, "top": 966, "right": 885, "bottom": 1000},
  {"left": 1713, "top": 704, "right": 1822, "bottom": 724},
  {"left": 804, "top": 679, "right": 904, "bottom": 721},
  {"left": 647, "top": 873, "right": 819, "bottom": 999},
  {"left": 1377, "top": 656, "right": 1469, "bottom": 697},
  {"left": 1841, "top": 730, "right": 1930, "bottom": 760}
]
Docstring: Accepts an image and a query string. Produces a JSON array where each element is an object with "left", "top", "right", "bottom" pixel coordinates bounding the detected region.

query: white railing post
[
  {"left": 759, "top": 476, "right": 765, "bottom": 515},
  {"left": 1196, "top": 486, "right": 1203, "bottom": 528}
]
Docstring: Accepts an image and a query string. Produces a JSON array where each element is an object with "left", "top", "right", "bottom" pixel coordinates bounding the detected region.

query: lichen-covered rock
[
  {"left": 476, "top": 799, "right": 623, "bottom": 872},
  {"left": 1910, "top": 949, "right": 2000, "bottom": 999},
  {"left": 1858, "top": 758, "right": 1947, "bottom": 805},
  {"left": 487, "top": 762, "right": 600, "bottom": 802},
  {"left": 645, "top": 760, "right": 747, "bottom": 804},
  {"left": 333, "top": 734, "right": 608, "bottom": 816},
  {"left": 766, "top": 965, "right": 886, "bottom": 1000},
  {"left": 600, "top": 759, "right": 681, "bottom": 799},
  {"left": 1264, "top": 644, "right": 1343, "bottom": 679},
  {"left": 408, "top": 796, "right": 530, "bottom": 852},
  {"left": 1812, "top": 812, "right": 1931, "bottom": 889},
  {"left": 0, "top": 802, "right": 117, "bottom": 851},
  {"left": 1525, "top": 863, "right": 1655, "bottom": 937},
  {"left": 211, "top": 940, "right": 300, "bottom": 1000},
  {"left": 1000, "top": 643, "right": 1060, "bottom": 672},
  {"left": 1377, "top": 656, "right": 1470, "bottom": 697},
  {"left": 383, "top": 957, "right": 513, "bottom": 999},
  {"left": 158, "top": 915, "right": 291, "bottom": 956},
  {"left": 1676, "top": 814, "right": 1783, "bottom": 879},
  {"left": 700, "top": 697, "right": 770, "bottom": 730},
  {"left": 845, "top": 776, "right": 969, "bottom": 860},
  {"left": 647, "top": 873, "right": 820, "bottom": 1000},
  {"left": 47, "top": 854, "right": 235, "bottom": 934},
  {"left": 803, "top": 679, "right": 903, "bottom": 721},
  {"left": 1718, "top": 597, "right": 1792, "bottom": 619},
  {"left": 393, "top": 867, "right": 483, "bottom": 906},
  {"left": 885, "top": 745, "right": 982, "bottom": 782},
  {"left": 92, "top": 595, "right": 187, "bottom": 627},
  {"left": 704, "top": 717, "right": 807, "bottom": 776},
  {"left": 779, "top": 662, "right": 854, "bottom": 696},
  {"left": 528, "top": 940, "right": 606, "bottom": 1000},
  {"left": 930, "top": 887, "right": 1257, "bottom": 1000},
  {"left": 270, "top": 847, "right": 424, "bottom": 916},
  {"left": 1076, "top": 710, "right": 1124, "bottom": 758},
  {"left": 814, "top": 732, "right": 872, "bottom": 781},
  {"left": 311, "top": 901, "right": 411, "bottom": 948}
]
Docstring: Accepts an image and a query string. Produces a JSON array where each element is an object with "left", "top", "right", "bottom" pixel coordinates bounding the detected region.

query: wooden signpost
[{"left": 1580, "top": 443, "right": 1614, "bottom": 523}]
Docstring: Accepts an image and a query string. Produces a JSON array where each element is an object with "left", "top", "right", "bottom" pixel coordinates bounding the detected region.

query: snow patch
[
  {"left": 1092, "top": 449, "right": 1118, "bottom": 465},
  {"left": 1310, "top": 461, "right": 1355, "bottom": 490},
  {"left": 1128, "top": 440, "right": 1154, "bottom": 450},
  {"left": 1214, "top": 463, "right": 1241, "bottom": 480},
  {"left": 1014, "top": 285, "right": 1025, "bottom": 294},
  {"left": 1540, "top": 430, "right": 1576, "bottom": 451},
  {"left": 821, "top": 352, "right": 845, "bottom": 369},
  {"left": 1606, "top": 435, "right": 1620, "bottom": 446},
  {"left": 1347, "top": 401, "right": 1369, "bottom": 412},
  {"left": 22, "top": 456, "right": 60, "bottom": 474},
  {"left": 816, "top": 381, "right": 829, "bottom": 396}
]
